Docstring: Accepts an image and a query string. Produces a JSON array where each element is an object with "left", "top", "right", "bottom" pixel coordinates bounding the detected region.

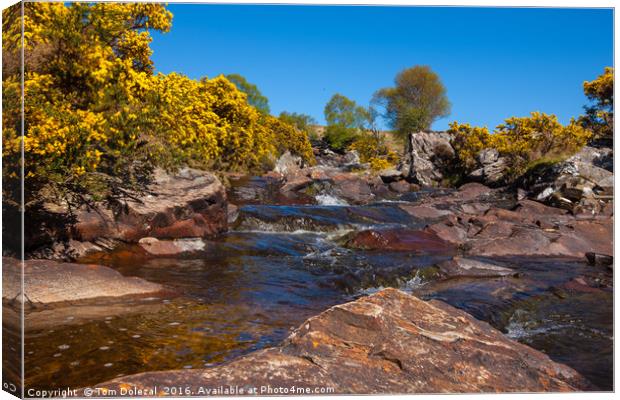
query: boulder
[
  {"left": 343, "top": 150, "right": 361, "bottom": 165},
  {"left": 89, "top": 288, "right": 592, "bottom": 394},
  {"left": 400, "top": 131, "right": 455, "bottom": 186},
  {"left": 330, "top": 173, "right": 375, "bottom": 204},
  {"left": 273, "top": 151, "right": 304, "bottom": 176},
  {"left": 71, "top": 168, "right": 227, "bottom": 243},
  {"left": 524, "top": 146, "right": 613, "bottom": 213},
  {"left": 468, "top": 148, "right": 509, "bottom": 186},
  {"left": 2, "top": 257, "right": 164, "bottom": 306},
  {"left": 379, "top": 168, "right": 404, "bottom": 183}
]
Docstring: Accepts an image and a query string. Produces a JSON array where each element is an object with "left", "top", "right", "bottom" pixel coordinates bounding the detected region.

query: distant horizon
[{"left": 150, "top": 4, "right": 613, "bottom": 130}]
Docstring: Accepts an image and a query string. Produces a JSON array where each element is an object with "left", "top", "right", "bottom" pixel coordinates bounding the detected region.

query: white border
[{"left": 0, "top": 1, "right": 616, "bottom": 400}]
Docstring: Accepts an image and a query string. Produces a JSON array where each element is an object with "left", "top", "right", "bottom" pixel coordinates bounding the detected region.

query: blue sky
[{"left": 150, "top": 5, "right": 613, "bottom": 130}]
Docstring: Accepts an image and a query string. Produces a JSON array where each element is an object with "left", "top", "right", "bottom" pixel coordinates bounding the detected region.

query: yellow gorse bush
[
  {"left": 448, "top": 112, "right": 591, "bottom": 181},
  {"left": 348, "top": 134, "right": 399, "bottom": 171},
  {"left": 2, "top": 2, "right": 313, "bottom": 208}
]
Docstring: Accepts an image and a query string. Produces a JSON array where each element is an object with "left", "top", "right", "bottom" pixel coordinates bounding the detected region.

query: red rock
[
  {"left": 388, "top": 180, "right": 411, "bottom": 193},
  {"left": 515, "top": 199, "right": 568, "bottom": 216},
  {"left": 2, "top": 257, "right": 164, "bottom": 305},
  {"left": 138, "top": 237, "right": 206, "bottom": 256},
  {"left": 72, "top": 168, "right": 227, "bottom": 243},
  {"left": 89, "top": 289, "right": 592, "bottom": 394},
  {"left": 424, "top": 218, "right": 468, "bottom": 246},
  {"left": 456, "top": 182, "right": 492, "bottom": 201},
  {"left": 344, "top": 228, "right": 456, "bottom": 254},
  {"left": 399, "top": 204, "right": 453, "bottom": 219}
]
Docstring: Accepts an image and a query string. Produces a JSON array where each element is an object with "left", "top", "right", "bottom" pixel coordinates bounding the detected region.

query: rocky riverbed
[{"left": 2, "top": 134, "right": 613, "bottom": 394}]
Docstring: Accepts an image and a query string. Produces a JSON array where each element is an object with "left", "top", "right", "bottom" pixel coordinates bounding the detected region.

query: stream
[{"left": 21, "top": 176, "right": 613, "bottom": 391}]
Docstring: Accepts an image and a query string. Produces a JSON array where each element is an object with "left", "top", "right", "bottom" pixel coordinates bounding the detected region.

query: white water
[{"left": 315, "top": 194, "right": 349, "bottom": 206}]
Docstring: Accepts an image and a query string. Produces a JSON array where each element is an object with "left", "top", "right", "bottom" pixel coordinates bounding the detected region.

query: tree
[
  {"left": 1, "top": 2, "right": 313, "bottom": 224},
  {"left": 279, "top": 111, "right": 317, "bottom": 132},
  {"left": 2, "top": 2, "right": 173, "bottom": 212},
  {"left": 323, "top": 94, "right": 368, "bottom": 151},
  {"left": 578, "top": 67, "right": 613, "bottom": 145},
  {"left": 374, "top": 65, "right": 450, "bottom": 145},
  {"left": 225, "top": 73, "right": 270, "bottom": 115}
]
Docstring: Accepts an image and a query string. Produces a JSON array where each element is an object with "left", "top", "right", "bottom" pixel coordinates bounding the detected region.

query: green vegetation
[
  {"left": 578, "top": 67, "right": 613, "bottom": 143},
  {"left": 279, "top": 111, "right": 319, "bottom": 140},
  {"left": 225, "top": 73, "right": 271, "bottom": 115},
  {"left": 448, "top": 112, "right": 592, "bottom": 182},
  {"left": 323, "top": 94, "right": 368, "bottom": 151},
  {"left": 374, "top": 65, "right": 451, "bottom": 141}
]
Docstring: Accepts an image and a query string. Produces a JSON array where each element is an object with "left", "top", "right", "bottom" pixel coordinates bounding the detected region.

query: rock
[
  {"left": 90, "top": 288, "right": 592, "bottom": 394},
  {"left": 401, "top": 131, "right": 455, "bottom": 186},
  {"left": 399, "top": 204, "right": 453, "bottom": 220},
  {"left": 2, "top": 257, "right": 164, "bottom": 306},
  {"left": 437, "top": 257, "right": 517, "bottom": 278},
  {"left": 274, "top": 151, "right": 304, "bottom": 176},
  {"left": 424, "top": 218, "right": 469, "bottom": 246},
  {"left": 280, "top": 172, "right": 314, "bottom": 193},
  {"left": 343, "top": 150, "right": 361, "bottom": 165},
  {"left": 227, "top": 203, "right": 239, "bottom": 224},
  {"left": 468, "top": 148, "right": 509, "bottom": 186},
  {"left": 523, "top": 146, "right": 614, "bottom": 214},
  {"left": 456, "top": 182, "right": 493, "bottom": 201},
  {"left": 138, "top": 237, "right": 206, "bottom": 256},
  {"left": 388, "top": 180, "right": 411, "bottom": 193},
  {"left": 595, "top": 175, "right": 614, "bottom": 196},
  {"left": 585, "top": 252, "right": 613, "bottom": 268},
  {"left": 343, "top": 228, "right": 456, "bottom": 254},
  {"left": 72, "top": 168, "right": 227, "bottom": 243},
  {"left": 478, "top": 148, "right": 500, "bottom": 164},
  {"left": 467, "top": 219, "right": 612, "bottom": 259},
  {"left": 515, "top": 199, "right": 568, "bottom": 216},
  {"left": 331, "top": 173, "right": 375, "bottom": 204},
  {"left": 379, "top": 168, "right": 403, "bottom": 183}
]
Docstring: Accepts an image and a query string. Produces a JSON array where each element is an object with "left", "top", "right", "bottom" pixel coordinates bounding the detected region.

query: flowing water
[{"left": 19, "top": 177, "right": 613, "bottom": 391}]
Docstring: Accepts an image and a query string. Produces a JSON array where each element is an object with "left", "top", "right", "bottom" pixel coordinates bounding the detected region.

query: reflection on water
[{"left": 21, "top": 189, "right": 613, "bottom": 391}]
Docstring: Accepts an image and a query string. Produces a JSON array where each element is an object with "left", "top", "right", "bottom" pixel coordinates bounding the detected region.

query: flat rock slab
[
  {"left": 89, "top": 288, "right": 591, "bottom": 394},
  {"left": 437, "top": 257, "right": 517, "bottom": 278},
  {"left": 2, "top": 257, "right": 164, "bottom": 306},
  {"left": 343, "top": 228, "right": 456, "bottom": 254}
]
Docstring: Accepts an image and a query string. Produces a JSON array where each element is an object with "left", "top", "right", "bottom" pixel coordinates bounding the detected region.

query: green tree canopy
[
  {"left": 225, "top": 73, "right": 270, "bottom": 115},
  {"left": 323, "top": 94, "right": 369, "bottom": 151},
  {"left": 374, "top": 65, "right": 450, "bottom": 140},
  {"left": 279, "top": 111, "right": 317, "bottom": 132}
]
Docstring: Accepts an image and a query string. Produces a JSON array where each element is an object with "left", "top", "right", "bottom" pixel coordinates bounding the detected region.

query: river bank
[{"left": 3, "top": 134, "right": 613, "bottom": 393}]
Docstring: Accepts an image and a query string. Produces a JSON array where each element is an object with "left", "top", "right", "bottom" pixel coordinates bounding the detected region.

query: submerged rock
[{"left": 89, "top": 288, "right": 592, "bottom": 394}]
